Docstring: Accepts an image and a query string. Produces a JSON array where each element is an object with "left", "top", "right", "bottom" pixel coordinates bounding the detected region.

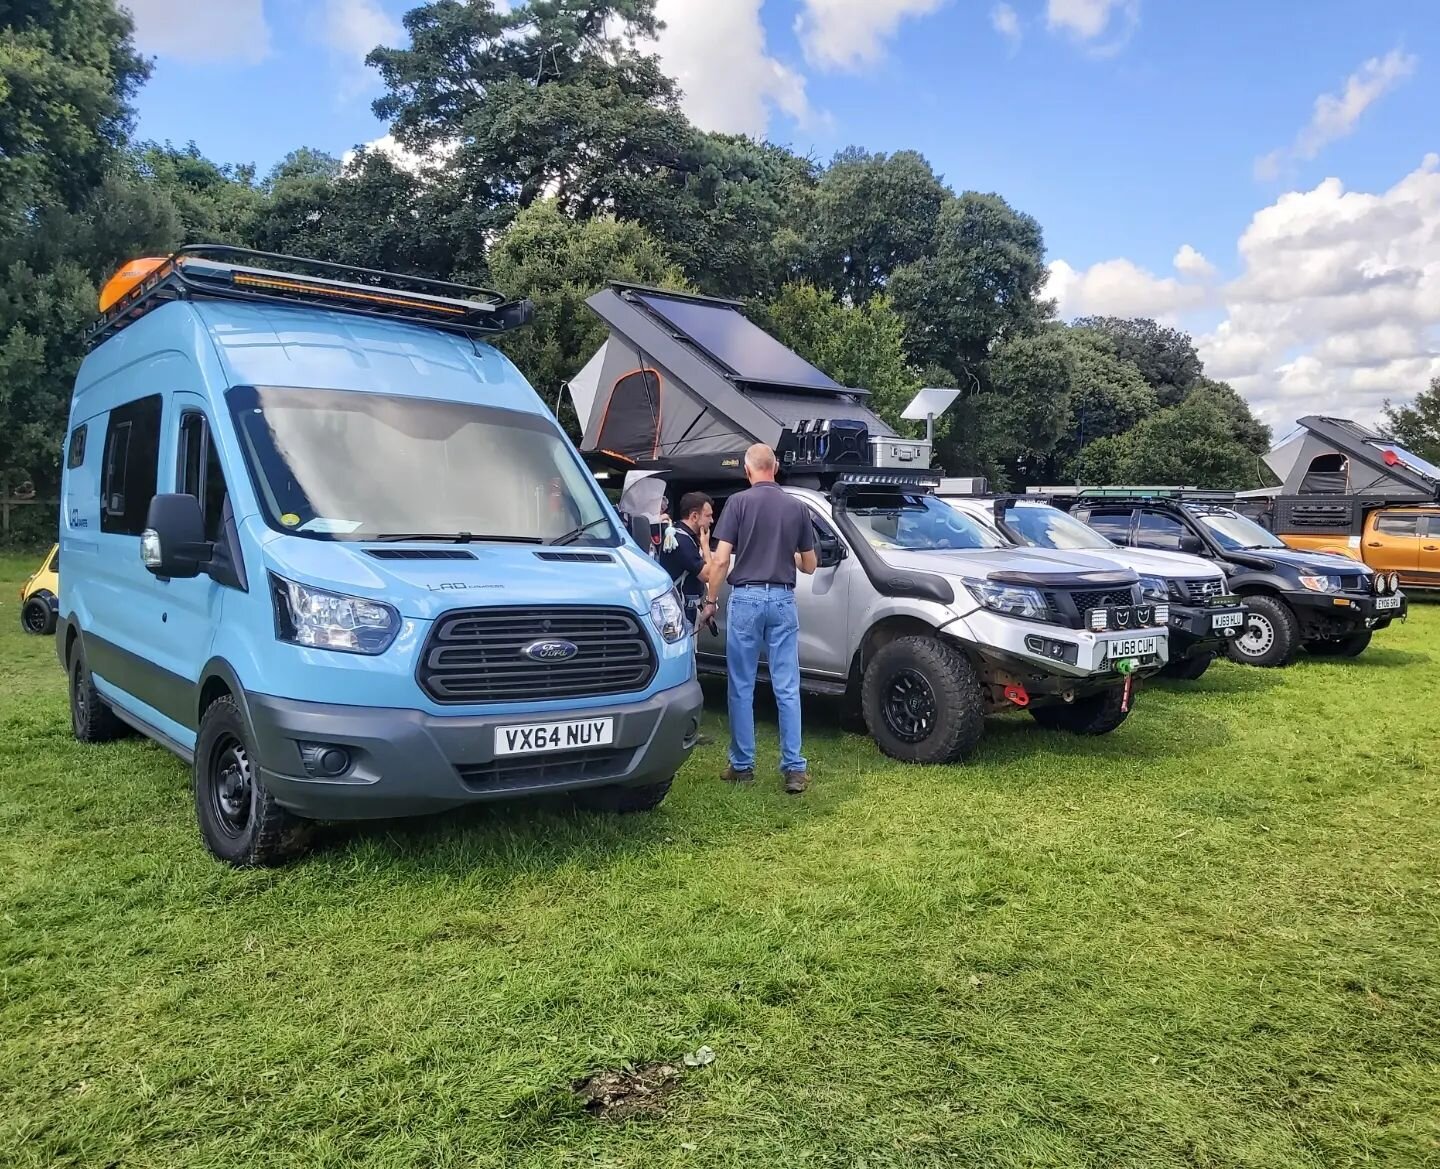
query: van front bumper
[{"left": 244, "top": 681, "right": 705, "bottom": 820}]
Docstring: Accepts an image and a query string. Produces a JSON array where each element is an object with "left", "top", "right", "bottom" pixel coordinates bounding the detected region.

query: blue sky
[{"left": 125, "top": 0, "right": 1440, "bottom": 426}]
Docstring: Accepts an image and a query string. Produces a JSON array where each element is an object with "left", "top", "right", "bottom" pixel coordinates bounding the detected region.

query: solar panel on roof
[{"left": 635, "top": 292, "right": 843, "bottom": 393}]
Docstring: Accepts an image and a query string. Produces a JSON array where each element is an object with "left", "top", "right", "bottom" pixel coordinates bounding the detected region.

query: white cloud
[
  {"left": 1255, "top": 48, "right": 1418, "bottom": 181},
  {"left": 1173, "top": 244, "right": 1216, "bottom": 279},
  {"left": 1045, "top": 0, "right": 1140, "bottom": 52},
  {"left": 1200, "top": 156, "right": 1440, "bottom": 423},
  {"left": 314, "top": 0, "right": 402, "bottom": 96},
  {"left": 651, "top": 0, "right": 812, "bottom": 136},
  {"left": 794, "top": 0, "right": 948, "bottom": 72},
  {"left": 122, "top": 0, "right": 270, "bottom": 64},
  {"left": 1047, "top": 253, "right": 1212, "bottom": 323},
  {"left": 342, "top": 134, "right": 458, "bottom": 176},
  {"left": 991, "top": 3, "right": 1022, "bottom": 48}
]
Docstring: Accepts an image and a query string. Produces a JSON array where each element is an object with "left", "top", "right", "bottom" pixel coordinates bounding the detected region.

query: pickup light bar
[
  {"left": 834, "top": 470, "right": 942, "bottom": 493},
  {"left": 1074, "top": 485, "right": 1237, "bottom": 502}
]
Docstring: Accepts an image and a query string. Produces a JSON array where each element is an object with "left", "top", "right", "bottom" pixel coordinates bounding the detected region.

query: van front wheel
[
  {"left": 862, "top": 636, "right": 985, "bottom": 765},
  {"left": 70, "top": 648, "right": 129, "bottom": 743},
  {"left": 194, "top": 696, "right": 313, "bottom": 867}
]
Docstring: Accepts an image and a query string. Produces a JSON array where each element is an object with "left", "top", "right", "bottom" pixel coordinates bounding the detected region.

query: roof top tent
[
  {"left": 1263, "top": 415, "right": 1440, "bottom": 501},
  {"left": 566, "top": 283, "right": 930, "bottom": 488}
]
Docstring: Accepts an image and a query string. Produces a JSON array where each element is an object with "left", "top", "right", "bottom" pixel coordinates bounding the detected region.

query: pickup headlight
[
  {"left": 1298, "top": 574, "right": 1341, "bottom": 593},
  {"left": 965, "top": 578, "right": 1051, "bottom": 621},
  {"left": 1137, "top": 574, "right": 1170, "bottom": 602},
  {"left": 271, "top": 575, "right": 400, "bottom": 654},
  {"left": 649, "top": 587, "right": 688, "bottom": 644}
]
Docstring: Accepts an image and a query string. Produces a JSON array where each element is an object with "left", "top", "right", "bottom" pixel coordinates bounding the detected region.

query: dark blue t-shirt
[
  {"left": 712, "top": 482, "right": 815, "bottom": 588},
  {"left": 659, "top": 522, "right": 705, "bottom": 599}
]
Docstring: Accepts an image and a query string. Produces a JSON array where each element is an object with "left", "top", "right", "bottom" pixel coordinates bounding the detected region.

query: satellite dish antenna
[{"left": 901, "top": 386, "right": 962, "bottom": 442}]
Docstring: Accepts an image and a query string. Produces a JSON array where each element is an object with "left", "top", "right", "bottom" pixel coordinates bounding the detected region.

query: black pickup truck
[{"left": 1055, "top": 489, "right": 1407, "bottom": 667}]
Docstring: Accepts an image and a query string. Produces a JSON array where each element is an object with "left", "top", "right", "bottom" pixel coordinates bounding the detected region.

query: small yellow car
[{"left": 20, "top": 544, "right": 59, "bottom": 635}]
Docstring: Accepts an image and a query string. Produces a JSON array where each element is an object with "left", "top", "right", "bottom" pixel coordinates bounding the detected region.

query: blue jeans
[{"left": 726, "top": 586, "right": 806, "bottom": 774}]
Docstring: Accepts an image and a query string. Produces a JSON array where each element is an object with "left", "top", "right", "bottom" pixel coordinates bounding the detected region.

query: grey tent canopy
[
  {"left": 1264, "top": 415, "right": 1440, "bottom": 500},
  {"left": 566, "top": 283, "right": 905, "bottom": 477}
]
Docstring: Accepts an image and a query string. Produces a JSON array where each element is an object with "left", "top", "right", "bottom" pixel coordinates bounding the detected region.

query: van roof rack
[{"left": 86, "top": 244, "right": 534, "bottom": 349}]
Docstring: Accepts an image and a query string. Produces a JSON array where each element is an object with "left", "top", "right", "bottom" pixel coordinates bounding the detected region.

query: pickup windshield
[
  {"left": 226, "top": 386, "right": 615, "bottom": 544},
  {"left": 849, "top": 493, "right": 1004, "bottom": 551},
  {"left": 1190, "top": 507, "right": 1286, "bottom": 551},
  {"left": 1003, "top": 504, "right": 1114, "bottom": 551}
]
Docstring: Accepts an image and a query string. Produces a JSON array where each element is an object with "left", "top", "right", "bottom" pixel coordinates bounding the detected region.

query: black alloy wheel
[{"left": 882, "top": 668, "right": 938, "bottom": 744}]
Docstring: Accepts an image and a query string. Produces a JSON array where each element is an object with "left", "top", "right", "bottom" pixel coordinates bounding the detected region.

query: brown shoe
[
  {"left": 722, "top": 766, "right": 755, "bottom": 784},
  {"left": 782, "top": 770, "right": 810, "bottom": 795}
]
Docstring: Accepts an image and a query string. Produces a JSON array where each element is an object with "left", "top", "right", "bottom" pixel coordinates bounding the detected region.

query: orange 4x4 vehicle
[{"left": 1284, "top": 507, "right": 1440, "bottom": 590}]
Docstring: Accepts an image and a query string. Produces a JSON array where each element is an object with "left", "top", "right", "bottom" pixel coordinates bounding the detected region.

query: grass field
[{"left": 2, "top": 550, "right": 1438, "bottom": 1169}]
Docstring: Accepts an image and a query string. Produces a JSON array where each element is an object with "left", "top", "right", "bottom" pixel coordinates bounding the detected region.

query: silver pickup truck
[{"left": 696, "top": 472, "right": 1170, "bottom": 764}]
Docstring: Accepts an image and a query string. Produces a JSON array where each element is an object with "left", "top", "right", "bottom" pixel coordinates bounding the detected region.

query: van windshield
[{"left": 226, "top": 386, "right": 615, "bottom": 544}]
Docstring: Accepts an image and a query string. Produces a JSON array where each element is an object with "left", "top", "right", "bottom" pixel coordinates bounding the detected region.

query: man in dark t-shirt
[
  {"left": 659, "top": 492, "right": 714, "bottom": 628},
  {"left": 704, "top": 444, "right": 817, "bottom": 793}
]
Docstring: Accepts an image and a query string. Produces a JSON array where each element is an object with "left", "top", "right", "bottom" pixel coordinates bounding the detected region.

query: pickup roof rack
[
  {"left": 1029, "top": 485, "right": 1239, "bottom": 504},
  {"left": 86, "top": 244, "right": 534, "bottom": 349}
]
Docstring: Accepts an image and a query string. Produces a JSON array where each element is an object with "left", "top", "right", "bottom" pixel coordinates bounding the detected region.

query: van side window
[
  {"left": 67, "top": 425, "right": 88, "bottom": 469},
  {"left": 1137, "top": 510, "right": 1187, "bottom": 550},
  {"left": 1375, "top": 514, "right": 1421, "bottom": 536},
  {"left": 100, "top": 395, "right": 163, "bottom": 536},
  {"left": 178, "top": 412, "right": 230, "bottom": 543}
]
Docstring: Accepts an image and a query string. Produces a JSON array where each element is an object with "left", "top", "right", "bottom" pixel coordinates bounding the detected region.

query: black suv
[{"left": 1060, "top": 491, "right": 1407, "bottom": 667}]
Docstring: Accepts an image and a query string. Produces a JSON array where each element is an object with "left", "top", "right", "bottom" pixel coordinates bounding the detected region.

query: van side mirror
[
  {"left": 1179, "top": 533, "right": 1205, "bottom": 555},
  {"left": 141, "top": 494, "right": 212, "bottom": 578},
  {"left": 625, "top": 511, "right": 655, "bottom": 551},
  {"left": 816, "top": 535, "right": 847, "bottom": 569}
]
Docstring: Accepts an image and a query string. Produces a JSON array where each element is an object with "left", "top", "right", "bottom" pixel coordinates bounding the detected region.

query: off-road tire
[
  {"left": 1160, "top": 651, "right": 1214, "bottom": 681},
  {"left": 69, "top": 646, "right": 129, "bottom": 743},
  {"left": 1030, "top": 685, "right": 1133, "bottom": 736},
  {"left": 194, "top": 696, "right": 313, "bottom": 867},
  {"left": 1225, "top": 595, "right": 1298, "bottom": 668},
  {"left": 21, "top": 592, "right": 56, "bottom": 635},
  {"left": 862, "top": 635, "right": 985, "bottom": 765},
  {"left": 572, "top": 778, "right": 673, "bottom": 814},
  {"left": 1305, "top": 630, "right": 1373, "bottom": 658}
]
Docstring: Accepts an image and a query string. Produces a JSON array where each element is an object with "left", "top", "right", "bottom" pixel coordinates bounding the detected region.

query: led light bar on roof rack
[
  {"left": 833, "top": 470, "right": 942, "bottom": 494},
  {"left": 85, "top": 243, "right": 534, "bottom": 349},
  {"left": 1075, "top": 485, "right": 1236, "bottom": 500}
]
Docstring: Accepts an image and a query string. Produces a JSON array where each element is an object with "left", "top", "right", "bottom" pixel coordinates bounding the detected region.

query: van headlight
[
  {"left": 1298, "top": 574, "right": 1341, "bottom": 593},
  {"left": 1137, "top": 574, "right": 1170, "bottom": 602},
  {"left": 271, "top": 575, "right": 400, "bottom": 654},
  {"left": 964, "top": 578, "right": 1051, "bottom": 621},
  {"left": 649, "top": 587, "right": 688, "bottom": 644}
]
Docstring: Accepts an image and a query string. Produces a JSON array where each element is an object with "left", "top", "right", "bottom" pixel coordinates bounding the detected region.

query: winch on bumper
[{"left": 957, "top": 603, "right": 1169, "bottom": 690}]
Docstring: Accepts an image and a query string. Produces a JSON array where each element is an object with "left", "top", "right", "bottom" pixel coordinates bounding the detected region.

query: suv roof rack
[
  {"left": 1030, "top": 485, "right": 1238, "bottom": 503},
  {"left": 86, "top": 244, "right": 534, "bottom": 349},
  {"left": 831, "top": 469, "right": 942, "bottom": 498}
]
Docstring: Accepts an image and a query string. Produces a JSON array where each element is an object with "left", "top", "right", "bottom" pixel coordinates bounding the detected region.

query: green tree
[
  {"left": 485, "top": 199, "right": 686, "bottom": 426},
  {"left": 888, "top": 192, "right": 1052, "bottom": 382},
  {"left": 1185, "top": 376, "right": 1271, "bottom": 455},
  {"left": 1072, "top": 394, "right": 1265, "bottom": 489},
  {"left": 804, "top": 148, "right": 948, "bottom": 305},
  {"left": 757, "top": 283, "right": 920, "bottom": 429},
  {"left": 370, "top": 0, "right": 688, "bottom": 226},
  {"left": 980, "top": 329, "right": 1075, "bottom": 486},
  {"left": 0, "top": 0, "right": 149, "bottom": 227},
  {"left": 126, "top": 142, "right": 265, "bottom": 244},
  {"left": 1382, "top": 377, "right": 1440, "bottom": 466},
  {"left": 1058, "top": 327, "right": 1158, "bottom": 474},
  {"left": 1071, "top": 316, "right": 1202, "bottom": 407}
]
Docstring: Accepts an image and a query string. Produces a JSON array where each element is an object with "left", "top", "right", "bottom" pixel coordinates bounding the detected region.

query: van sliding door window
[
  {"left": 178, "top": 412, "right": 229, "bottom": 542},
  {"left": 100, "top": 395, "right": 163, "bottom": 536}
]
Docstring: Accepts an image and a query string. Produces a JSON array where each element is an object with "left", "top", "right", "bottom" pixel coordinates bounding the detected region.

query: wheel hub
[
  {"left": 882, "top": 669, "right": 937, "bottom": 743},
  {"left": 23, "top": 603, "right": 48, "bottom": 633},
  {"left": 1237, "top": 614, "right": 1274, "bottom": 656},
  {"left": 211, "top": 738, "right": 254, "bottom": 837}
]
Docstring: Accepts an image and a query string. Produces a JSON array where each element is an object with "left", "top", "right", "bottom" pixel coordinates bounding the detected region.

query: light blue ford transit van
[{"left": 58, "top": 246, "right": 702, "bottom": 866}]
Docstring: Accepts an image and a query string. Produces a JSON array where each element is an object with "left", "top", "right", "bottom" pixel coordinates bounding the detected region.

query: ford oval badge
[{"left": 522, "top": 639, "right": 579, "bottom": 662}]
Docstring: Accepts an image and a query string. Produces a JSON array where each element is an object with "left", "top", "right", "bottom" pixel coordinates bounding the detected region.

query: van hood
[
  {"left": 259, "top": 533, "right": 672, "bottom": 621},
  {"left": 874, "top": 545, "right": 1138, "bottom": 586}
]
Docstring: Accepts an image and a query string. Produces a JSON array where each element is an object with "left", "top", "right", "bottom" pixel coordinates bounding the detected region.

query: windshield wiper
[
  {"left": 551, "top": 517, "right": 613, "bottom": 546},
  {"left": 370, "top": 532, "right": 543, "bottom": 544}
]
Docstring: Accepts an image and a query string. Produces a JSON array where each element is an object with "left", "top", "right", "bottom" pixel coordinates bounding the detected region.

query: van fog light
[{"left": 299, "top": 743, "right": 352, "bottom": 777}]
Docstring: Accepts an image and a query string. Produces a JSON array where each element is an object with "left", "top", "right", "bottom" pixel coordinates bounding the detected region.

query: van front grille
[{"left": 418, "top": 606, "right": 656, "bottom": 704}]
